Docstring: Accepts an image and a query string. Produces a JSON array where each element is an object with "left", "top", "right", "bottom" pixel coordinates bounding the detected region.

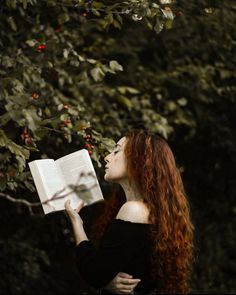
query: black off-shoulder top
[{"left": 75, "top": 219, "right": 157, "bottom": 294}]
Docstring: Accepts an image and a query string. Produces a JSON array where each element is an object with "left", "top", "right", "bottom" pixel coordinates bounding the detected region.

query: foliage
[
  {"left": 0, "top": 240, "right": 50, "bottom": 293},
  {"left": 0, "top": 0, "right": 177, "bottom": 193}
]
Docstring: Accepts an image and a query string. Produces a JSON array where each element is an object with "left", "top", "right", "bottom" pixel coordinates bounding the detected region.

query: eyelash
[{"left": 113, "top": 150, "right": 119, "bottom": 154}]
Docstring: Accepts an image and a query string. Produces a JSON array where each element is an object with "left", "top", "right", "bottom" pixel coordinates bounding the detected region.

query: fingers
[
  {"left": 120, "top": 278, "right": 141, "bottom": 285},
  {"left": 64, "top": 199, "right": 72, "bottom": 210},
  {"left": 64, "top": 199, "right": 84, "bottom": 212},
  {"left": 121, "top": 282, "right": 139, "bottom": 291},
  {"left": 119, "top": 284, "right": 137, "bottom": 294},
  {"left": 118, "top": 277, "right": 141, "bottom": 294},
  {"left": 75, "top": 200, "right": 84, "bottom": 212},
  {"left": 104, "top": 273, "right": 140, "bottom": 295},
  {"left": 118, "top": 272, "right": 133, "bottom": 279}
]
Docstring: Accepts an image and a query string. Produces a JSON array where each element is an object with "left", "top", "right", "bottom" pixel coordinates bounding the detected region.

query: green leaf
[
  {"left": 117, "top": 95, "right": 133, "bottom": 108},
  {"left": 24, "top": 179, "right": 36, "bottom": 192},
  {"left": 0, "top": 130, "right": 30, "bottom": 160},
  {"left": 21, "top": 0, "right": 28, "bottom": 9},
  {"left": 1, "top": 56, "right": 14, "bottom": 68},
  {"left": 87, "top": 59, "right": 97, "bottom": 64},
  {"left": 164, "top": 19, "right": 173, "bottom": 30},
  {"left": 0, "top": 113, "right": 11, "bottom": 127},
  {"left": 58, "top": 13, "right": 70, "bottom": 24},
  {"left": 7, "top": 16, "right": 17, "bottom": 31},
  {"left": 78, "top": 55, "right": 85, "bottom": 62},
  {"left": 0, "top": 177, "right": 7, "bottom": 191},
  {"left": 90, "top": 67, "right": 105, "bottom": 82},
  {"left": 109, "top": 60, "right": 123, "bottom": 72},
  {"left": 90, "top": 149, "right": 102, "bottom": 167},
  {"left": 63, "top": 48, "right": 70, "bottom": 59},
  {"left": 117, "top": 86, "right": 140, "bottom": 94},
  {"left": 22, "top": 108, "right": 41, "bottom": 132},
  {"left": 99, "top": 137, "right": 116, "bottom": 153},
  {"left": 26, "top": 39, "right": 38, "bottom": 47},
  {"left": 177, "top": 98, "right": 188, "bottom": 106},
  {"left": 6, "top": 0, "right": 17, "bottom": 9},
  {"left": 113, "top": 19, "right": 122, "bottom": 29}
]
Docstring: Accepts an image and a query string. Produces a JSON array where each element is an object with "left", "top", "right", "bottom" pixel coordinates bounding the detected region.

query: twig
[{"left": 0, "top": 172, "right": 98, "bottom": 215}]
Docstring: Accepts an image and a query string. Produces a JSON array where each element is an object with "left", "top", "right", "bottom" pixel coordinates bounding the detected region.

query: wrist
[
  {"left": 73, "top": 224, "right": 88, "bottom": 245},
  {"left": 69, "top": 213, "right": 83, "bottom": 225},
  {"left": 71, "top": 218, "right": 83, "bottom": 228}
]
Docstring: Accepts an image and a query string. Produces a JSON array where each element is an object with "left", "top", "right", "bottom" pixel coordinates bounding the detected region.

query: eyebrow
[{"left": 115, "top": 143, "right": 122, "bottom": 147}]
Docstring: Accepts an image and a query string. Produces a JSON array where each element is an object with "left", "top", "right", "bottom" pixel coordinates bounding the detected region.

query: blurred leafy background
[{"left": 0, "top": 0, "right": 235, "bottom": 293}]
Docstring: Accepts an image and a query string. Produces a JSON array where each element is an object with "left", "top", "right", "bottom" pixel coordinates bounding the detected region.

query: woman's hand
[
  {"left": 103, "top": 272, "right": 141, "bottom": 294},
  {"left": 64, "top": 199, "right": 84, "bottom": 226},
  {"left": 64, "top": 199, "right": 88, "bottom": 245}
]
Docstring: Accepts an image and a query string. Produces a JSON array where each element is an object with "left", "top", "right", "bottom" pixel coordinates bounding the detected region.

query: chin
[
  {"left": 104, "top": 173, "right": 109, "bottom": 181},
  {"left": 104, "top": 173, "right": 116, "bottom": 183},
  {"left": 104, "top": 174, "right": 112, "bottom": 182}
]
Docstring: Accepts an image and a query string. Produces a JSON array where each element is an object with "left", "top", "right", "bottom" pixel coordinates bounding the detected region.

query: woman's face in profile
[{"left": 104, "top": 137, "right": 128, "bottom": 183}]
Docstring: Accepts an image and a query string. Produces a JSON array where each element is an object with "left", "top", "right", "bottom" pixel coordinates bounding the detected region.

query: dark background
[{"left": 0, "top": 0, "right": 235, "bottom": 294}]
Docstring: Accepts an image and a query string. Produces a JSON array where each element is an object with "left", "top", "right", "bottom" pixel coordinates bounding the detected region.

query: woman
[{"left": 65, "top": 129, "right": 194, "bottom": 294}]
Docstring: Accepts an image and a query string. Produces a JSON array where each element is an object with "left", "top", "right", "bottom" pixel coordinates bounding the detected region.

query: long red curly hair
[{"left": 92, "top": 129, "right": 195, "bottom": 294}]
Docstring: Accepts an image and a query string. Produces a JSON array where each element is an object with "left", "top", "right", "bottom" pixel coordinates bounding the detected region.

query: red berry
[
  {"left": 21, "top": 129, "right": 29, "bottom": 140},
  {"left": 25, "top": 138, "right": 31, "bottom": 145},
  {"left": 8, "top": 170, "right": 14, "bottom": 177},
  {"left": 84, "top": 143, "right": 90, "bottom": 148},
  {"left": 88, "top": 150, "right": 92, "bottom": 155},
  {"left": 63, "top": 119, "right": 71, "bottom": 126},
  {"left": 32, "top": 92, "right": 39, "bottom": 99},
  {"left": 37, "top": 44, "right": 46, "bottom": 52},
  {"left": 176, "top": 11, "right": 184, "bottom": 16}
]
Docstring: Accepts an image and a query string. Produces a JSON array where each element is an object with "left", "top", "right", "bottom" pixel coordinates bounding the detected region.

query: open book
[{"left": 28, "top": 149, "right": 104, "bottom": 214}]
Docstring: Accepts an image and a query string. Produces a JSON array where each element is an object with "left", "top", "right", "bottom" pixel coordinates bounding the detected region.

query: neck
[{"left": 119, "top": 179, "right": 143, "bottom": 202}]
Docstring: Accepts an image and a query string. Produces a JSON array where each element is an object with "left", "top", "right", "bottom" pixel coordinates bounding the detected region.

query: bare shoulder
[{"left": 116, "top": 201, "right": 150, "bottom": 224}]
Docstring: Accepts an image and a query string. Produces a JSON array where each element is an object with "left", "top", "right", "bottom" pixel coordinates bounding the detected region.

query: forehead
[{"left": 116, "top": 137, "right": 127, "bottom": 146}]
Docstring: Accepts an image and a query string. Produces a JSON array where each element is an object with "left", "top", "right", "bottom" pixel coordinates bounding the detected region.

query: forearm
[{"left": 71, "top": 220, "right": 89, "bottom": 245}]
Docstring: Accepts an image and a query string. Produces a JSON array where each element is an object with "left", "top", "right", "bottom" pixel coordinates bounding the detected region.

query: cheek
[
  {"left": 120, "top": 161, "right": 127, "bottom": 174},
  {"left": 115, "top": 158, "right": 127, "bottom": 177},
  {"left": 114, "top": 153, "right": 126, "bottom": 168}
]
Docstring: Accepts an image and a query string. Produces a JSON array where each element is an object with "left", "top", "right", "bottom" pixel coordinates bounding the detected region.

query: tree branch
[{"left": 0, "top": 172, "right": 99, "bottom": 215}]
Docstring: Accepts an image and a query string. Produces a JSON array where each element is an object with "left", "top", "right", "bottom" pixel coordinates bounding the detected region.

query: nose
[
  {"left": 104, "top": 155, "right": 109, "bottom": 164},
  {"left": 104, "top": 153, "right": 111, "bottom": 164}
]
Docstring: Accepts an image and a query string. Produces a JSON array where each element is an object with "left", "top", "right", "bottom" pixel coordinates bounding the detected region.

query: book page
[
  {"left": 29, "top": 159, "right": 71, "bottom": 213},
  {"left": 55, "top": 149, "right": 104, "bottom": 207}
]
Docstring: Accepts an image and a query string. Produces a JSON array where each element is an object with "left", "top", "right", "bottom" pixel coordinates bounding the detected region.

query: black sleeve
[{"left": 75, "top": 221, "right": 146, "bottom": 289}]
